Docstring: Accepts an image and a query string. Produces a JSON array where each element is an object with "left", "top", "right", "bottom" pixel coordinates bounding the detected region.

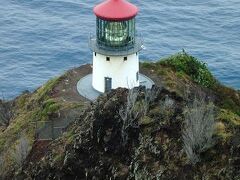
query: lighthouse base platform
[{"left": 77, "top": 74, "right": 155, "bottom": 101}]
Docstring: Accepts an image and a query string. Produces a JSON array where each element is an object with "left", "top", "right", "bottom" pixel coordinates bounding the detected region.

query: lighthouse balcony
[{"left": 89, "top": 35, "right": 143, "bottom": 56}]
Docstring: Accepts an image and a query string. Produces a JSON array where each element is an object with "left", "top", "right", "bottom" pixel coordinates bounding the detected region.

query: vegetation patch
[
  {"left": 34, "top": 77, "right": 61, "bottom": 102},
  {"left": 0, "top": 74, "right": 84, "bottom": 178},
  {"left": 141, "top": 62, "right": 156, "bottom": 70},
  {"left": 217, "top": 109, "right": 240, "bottom": 126},
  {"left": 215, "top": 86, "right": 240, "bottom": 116},
  {"left": 159, "top": 50, "right": 217, "bottom": 88},
  {"left": 215, "top": 121, "right": 232, "bottom": 141},
  {"left": 41, "top": 99, "right": 61, "bottom": 118},
  {"left": 182, "top": 98, "right": 215, "bottom": 164}
]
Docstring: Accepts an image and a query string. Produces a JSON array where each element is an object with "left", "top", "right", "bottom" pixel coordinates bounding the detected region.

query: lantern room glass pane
[
  {"left": 96, "top": 18, "right": 136, "bottom": 47},
  {"left": 105, "top": 21, "right": 127, "bottom": 46}
]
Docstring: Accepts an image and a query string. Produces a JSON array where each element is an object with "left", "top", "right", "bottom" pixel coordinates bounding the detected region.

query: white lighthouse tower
[{"left": 89, "top": 0, "right": 143, "bottom": 93}]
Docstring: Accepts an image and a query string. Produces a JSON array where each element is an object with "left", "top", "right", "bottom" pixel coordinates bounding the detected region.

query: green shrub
[
  {"left": 35, "top": 77, "right": 60, "bottom": 101},
  {"left": 41, "top": 99, "right": 60, "bottom": 117},
  {"left": 159, "top": 50, "right": 217, "bottom": 88},
  {"left": 141, "top": 62, "right": 156, "bottom": 69}
]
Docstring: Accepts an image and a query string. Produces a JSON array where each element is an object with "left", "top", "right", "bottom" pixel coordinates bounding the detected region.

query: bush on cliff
[
  {"left": 183, "top": 97, "right": 215, "bottom": 164},
  {"left": 159, "top": 50, "right": 217, "bottom": 88}
]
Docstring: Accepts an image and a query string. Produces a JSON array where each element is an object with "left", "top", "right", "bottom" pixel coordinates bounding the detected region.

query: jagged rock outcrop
[{"left": 15, "top": 85, "right": 240, "bottom": 179}]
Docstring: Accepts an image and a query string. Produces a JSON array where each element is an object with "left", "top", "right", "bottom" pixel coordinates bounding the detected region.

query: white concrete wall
[{"left": 92, "top": 52, "right": 139, "bottom": 93}]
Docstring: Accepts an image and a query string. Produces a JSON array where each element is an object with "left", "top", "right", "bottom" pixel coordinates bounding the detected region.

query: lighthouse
[
  {"left": 77, "top": 0, "right": 154, "bottom": 100},
  {"left": 89, "top": 0, "right": 143, "bottom": 93}
]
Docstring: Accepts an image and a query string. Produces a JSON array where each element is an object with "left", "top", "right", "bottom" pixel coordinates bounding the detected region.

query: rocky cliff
[{"left": 0, "top": 52, "right": 239, "bottom": 179}]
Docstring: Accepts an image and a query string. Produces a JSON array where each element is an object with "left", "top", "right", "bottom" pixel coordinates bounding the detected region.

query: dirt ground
[
  {"left": 140, "top": 66, "right": 163, "bottom": 88},
  {"left": 26, "top": 140, "right": 52, "bottom": 163},
  {"left": 51, "top": 64, "right": 161, "bottom": 102},
  {"left": 51, "top": 63, "right": 160, "bottom": 104},
  {"left": 52, "top": 64, "right": 93, "bottom": 103}
]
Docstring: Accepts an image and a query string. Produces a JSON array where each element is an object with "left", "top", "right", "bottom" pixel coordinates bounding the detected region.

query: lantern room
[
  {"left": 77, "top": 0, "right": 154, "bottom": 100},
  {"left": 90, "top": 0, "right": 142, "bottom": 56},
  {"left": 96, "top": 18, "right": 135, "bottom": 47},
  {"left": 93, "top": 0, "right": 138, "bottom": 48}
]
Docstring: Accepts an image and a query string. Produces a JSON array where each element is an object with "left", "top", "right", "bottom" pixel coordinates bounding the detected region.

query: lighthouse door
[{"left": 104, "top": 77, "right": 112, "bottom": 92}]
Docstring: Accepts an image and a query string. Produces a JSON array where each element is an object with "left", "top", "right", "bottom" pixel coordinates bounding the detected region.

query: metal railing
[{"left": 88, "top": 34, "right": 144, "bottom": 56}]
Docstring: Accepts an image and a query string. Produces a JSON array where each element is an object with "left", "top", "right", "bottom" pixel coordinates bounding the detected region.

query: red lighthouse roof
[{"left": 93, "top": 0, "right": 138, "bottom": 21}]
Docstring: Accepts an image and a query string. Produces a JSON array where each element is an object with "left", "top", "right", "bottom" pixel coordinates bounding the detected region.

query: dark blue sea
[{"left": 0, "top": 0, "right": 239, "bottom": 99}]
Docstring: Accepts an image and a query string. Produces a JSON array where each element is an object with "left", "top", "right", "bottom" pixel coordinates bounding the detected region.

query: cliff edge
[{"left": 0, "top": 52, "right": 239, "bottom": 179}]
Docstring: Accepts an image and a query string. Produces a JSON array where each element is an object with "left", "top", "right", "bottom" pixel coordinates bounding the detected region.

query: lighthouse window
[
  {"left": 124, "top": 57, "right": 127, "bottom": 61},
  {"left": 106, "top": 57, "right": 110, "bottom": 61},
  {"left": 95, "top": 52, "right": 97, "bottom": 56}
]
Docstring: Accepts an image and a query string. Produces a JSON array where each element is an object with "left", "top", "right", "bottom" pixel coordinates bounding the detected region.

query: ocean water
[{"left": 0, "top": 0, "right": 239, "bottom": 99}]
